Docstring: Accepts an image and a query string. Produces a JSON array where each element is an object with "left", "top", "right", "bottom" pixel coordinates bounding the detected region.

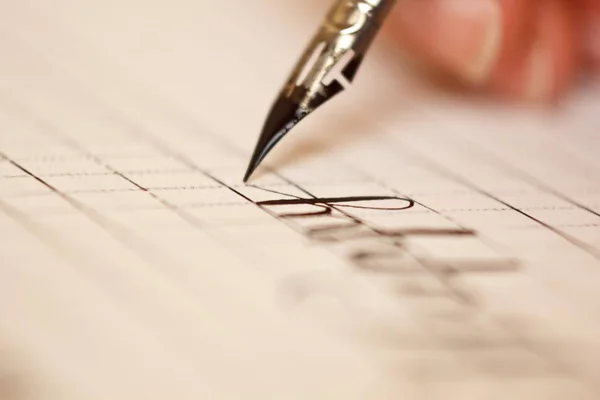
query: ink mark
[{"left": 259, "top": 195, "right": 415, "bottom": 210}]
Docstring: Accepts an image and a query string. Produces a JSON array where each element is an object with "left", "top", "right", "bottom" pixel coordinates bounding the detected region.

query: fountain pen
[{"left": 243, "top": 0, "right": 397, "bottom": 182}]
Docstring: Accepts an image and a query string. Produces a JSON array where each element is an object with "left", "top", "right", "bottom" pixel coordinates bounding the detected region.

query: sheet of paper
[{"left": 1, "top": 1, "right": 599, "bottom": 399}]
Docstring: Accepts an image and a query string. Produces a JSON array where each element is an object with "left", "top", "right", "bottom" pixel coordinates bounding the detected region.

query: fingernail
[
  {"left": 396, "top": 0, "right": 502, "bottom": 84},
  {"left": 523, "top": 42, "right": 553, "bottom": 101},
  {"left": 439, "top": 0, "right": 503, "bottom": 83}
]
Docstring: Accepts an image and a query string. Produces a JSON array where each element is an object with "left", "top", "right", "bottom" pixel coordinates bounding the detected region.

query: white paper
[{"left": 1, "top": 1, "right": 599, "bottom": 399}]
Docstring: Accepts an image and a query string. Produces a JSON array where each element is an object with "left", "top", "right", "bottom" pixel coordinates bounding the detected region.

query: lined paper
[{"left": 1, "top": 1, "right": 599, "bottom": 399}]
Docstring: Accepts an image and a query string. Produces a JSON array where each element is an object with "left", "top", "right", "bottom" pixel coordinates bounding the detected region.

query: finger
[
  {"left": 581, "top": 0, "right": 600, "bottom": 69},
  {"left": 487, "top": 0, "right": 579, "bottom": 101},
  {"left": 387, "top": 0, "right": 532, "bottom": 86}
]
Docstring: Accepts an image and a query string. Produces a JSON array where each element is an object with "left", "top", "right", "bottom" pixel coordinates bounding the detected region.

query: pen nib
[
  {"left": 243, "top": 0, "right": 396, "bottom": 182},
  {"left": 243, "top": 74, "right": 350, "bottom": 182},
  {"left": 243, "top": 95, "right": 309, "bottom": 182}
]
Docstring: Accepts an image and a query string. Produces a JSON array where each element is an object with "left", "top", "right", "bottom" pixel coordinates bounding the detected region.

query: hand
[{"left": 387, "top": 0, "right": 600, "bottom": 102}]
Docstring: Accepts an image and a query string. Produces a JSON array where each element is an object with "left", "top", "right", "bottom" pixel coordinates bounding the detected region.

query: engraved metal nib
[{"left": 243, "top": 0, "right": 397, "bottom": 182}]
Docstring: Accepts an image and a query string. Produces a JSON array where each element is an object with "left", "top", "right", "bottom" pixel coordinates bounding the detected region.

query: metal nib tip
[
  {"left": 242, "top": 162, "right": 256, "bottom": 183},
  {"left": 243, "top": 95, "right": 306, "bottom": 182}
]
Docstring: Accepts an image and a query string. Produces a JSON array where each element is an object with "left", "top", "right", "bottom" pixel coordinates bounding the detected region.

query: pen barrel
[
  {"left": 283, "top": 0, "right": 397, "bottom": 109},
  {"left": 327, "top": 0, "right": 396, "bottom": 32},
  {"left": 327, "top": 0, "right": 396, "bottom": 38},
  {"left": 322, "top": 0, "right": 397, "bottom": 61}
]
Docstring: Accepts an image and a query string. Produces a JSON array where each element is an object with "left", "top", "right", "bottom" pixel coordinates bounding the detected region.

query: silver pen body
[{"left": 285, "top": 0, "right": 397, "bottom": 111}]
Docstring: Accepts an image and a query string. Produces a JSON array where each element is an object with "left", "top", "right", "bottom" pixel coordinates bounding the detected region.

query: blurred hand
[{"left": 387, "top": 0, "right": 600, "bottom": 101}]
